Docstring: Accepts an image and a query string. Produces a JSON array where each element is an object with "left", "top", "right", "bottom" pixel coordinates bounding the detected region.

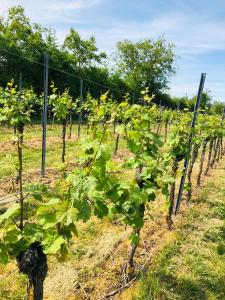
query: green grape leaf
[
  {"left": 0, "top": 203, "right": 20, "bottom": 224},
  {"left": 39, "top": 212, "right": 58, "bottom": 229},
  {"left": 94, "top": 200, "right": 109, "bottom": 218},
  {"left": 115, "top": 124, "right": 125, "bottom": 135},
  {"left": 129, "top": 232, "right": 140, "bottom": 245},
  {"left": 44, "top": 236, "right": 65, "bottom": 254},
  {"left": 0, "top": 243, "right": 9, "bottom": 264}
]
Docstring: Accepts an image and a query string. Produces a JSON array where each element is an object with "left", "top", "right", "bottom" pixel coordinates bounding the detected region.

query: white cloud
[
  {"left": 0, "top": 0, "right": 100, "bottom": 11},
  {"left": 52, "top": 0, "right": 100, "bottom": 11},
  {"left": 0, "top": 0, "right": 16, "bottom": 13},
  {"left": 68, "top": 13, "right": 188, "bottom": 53},
  {"left": 1, "top": 1, "right": 225, "bottom": 57},
  {"left": 0, "top": 0, "right": 101, "bottom": 24},
  {"left": 54, "top": 12, "right": 225, "bottom": 58}
]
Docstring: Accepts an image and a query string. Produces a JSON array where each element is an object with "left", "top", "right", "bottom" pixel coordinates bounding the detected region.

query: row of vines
[{"left": 0, "top": 82, "right": 224, "bottom": 299}]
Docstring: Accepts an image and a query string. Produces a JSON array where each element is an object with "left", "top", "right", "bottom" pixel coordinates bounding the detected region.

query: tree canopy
[
  {"left": 63, "top": 28, "right": 107, "bottom": 72},
  {"left": 0, "top": 5, "right": 222, "bottom": 113},
  {"left": 114, "top": 38, "right": 175, "bottom": 95}
]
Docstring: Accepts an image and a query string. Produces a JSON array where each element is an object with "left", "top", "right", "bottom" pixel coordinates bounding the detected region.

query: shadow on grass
[
  {"left": 133, "top": 270, "right": 209, "bottom": 300},
  {"left": 134, "top": 267, "right": 225, "bottom": 300}
]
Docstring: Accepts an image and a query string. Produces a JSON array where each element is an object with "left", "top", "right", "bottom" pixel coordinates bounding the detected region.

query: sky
[{"left": 0, "top": 0, "right": 225, "bottom": 102}]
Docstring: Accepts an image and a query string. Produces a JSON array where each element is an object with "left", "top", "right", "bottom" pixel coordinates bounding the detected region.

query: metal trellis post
[
  {"left": 132, "top": 93, "right": 135, "bottom": 105},
  {"left": 175, "top": 73, "right": 206, "bottom": 215},
  {"left": 41, "top": 54, "right": 49, "bottom": 177},
  {"left": 78, "top": 79, "right": 83, "bottom": 138},
  {"left": 19, "top": 72, "right": 22, "bottom": 90}
]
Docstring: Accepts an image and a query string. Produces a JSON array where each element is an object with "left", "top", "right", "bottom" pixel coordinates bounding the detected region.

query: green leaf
[
  {"left": 0, "top": 203, "right": 20, "bottom": 224},
  {"left": 10, "top": 239, "right": 29, "bottom": 256},
  {"left": 145, "top": 188, "right": 157, "bottom": 201},
  {"left": 0, "top": 245, "right": 9, "bottom": 264},
  {"left": 127, "top": 139, "right": 140, "bottom": 154},
  {"left": 66, "top": 208, "right": 77, "bottom": 226},
  {"left": 44, "top": 236, "right": 65, "bottom": 254},
  {"left": 115, "top": 124, "right": 125, "bottom": 135},
  {"left": 23, "top": 223, "right": 44, "bottom": 243},
  {"left": 4, "top": 228, "right": 21, "bottom": 244},
  {"left": 39, "top": 213, "right": 58, "bottom": 229},
  {"left": 129, "top": 232, "right": 140, "bottom": 245},
  {"left": 44, "top": 198, "right": 60, "bottom": 206},
  {"left": 94, "top": 200, "right": 109, "bottom": 218}
]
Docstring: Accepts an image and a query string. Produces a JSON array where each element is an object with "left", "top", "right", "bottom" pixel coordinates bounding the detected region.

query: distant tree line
[{"left": 0, "top": 6, "right": 224, "bottom": 114}]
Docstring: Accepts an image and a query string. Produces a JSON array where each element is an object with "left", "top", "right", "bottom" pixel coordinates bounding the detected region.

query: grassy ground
[
  {"left": 0, "top": 123, "right": 224, "bottom": 299},
  {"left": 0, "top": 158, "right": 224, "bottom": 299},
  {"left": 0, "top": 123, "right": 128, "bottom": 198},
  {"left": 0, "top": 123, "right": 123, "bottom": 179},
  {"left": 130, "top": 163, "right": 225, "bottom": 300},
  {"left": 0, "top": 123, "right": 80, "bottom": 178}
]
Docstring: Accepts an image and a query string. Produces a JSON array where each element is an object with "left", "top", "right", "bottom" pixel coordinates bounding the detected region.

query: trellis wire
[{"left": 0, "top": 47, "right": 128, "bottom": 96}]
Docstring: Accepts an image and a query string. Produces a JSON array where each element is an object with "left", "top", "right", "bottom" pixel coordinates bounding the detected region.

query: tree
[
  {"left": 192, "top": 89, "right": 212, "bottom": 110},
  {"left": 0, "top": 6, "right": 77, "bottom": 95},
  {"left": 0, "top": 6, "right": 128, "bottom": 105},
  {"left": 211, "top": 102, "right": 225, "bottom": 115},
  {"left": 114, "top": 38, "right": 175, "bottom": 97},
  {"left": 63, "top": 28, "right": 107, "bottom": 73},
  {"left": 1, "top": 6, "right": 31, "bottom": 47}
]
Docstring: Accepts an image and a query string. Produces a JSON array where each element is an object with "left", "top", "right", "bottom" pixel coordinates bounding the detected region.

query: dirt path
[
  {"left": 0, "top": 135, "right": 79, "bottom": 152},
  {"left": 0, "top": 162, "right": 79, "bottom": 198},
  {"left": 0, "top": 146, "right": 131, "bottom": 198}
]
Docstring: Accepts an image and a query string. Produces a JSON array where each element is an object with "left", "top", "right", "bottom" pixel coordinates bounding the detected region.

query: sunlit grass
[{"left": 132, "top": 169, "right": 225, "bottom": 300}]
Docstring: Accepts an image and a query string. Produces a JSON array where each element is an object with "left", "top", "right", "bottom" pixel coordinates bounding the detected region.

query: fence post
[
  {"left": 41, "top": 54, "right": 49, "bottom": 177},
  {"left": 175, "top": 73, "right": 206, "bottom": 214},
  {"left": 78, "top": 79, "right": 83, "bottom": 138},
  {"left": 19, "top": 72, "right": 22, "bottom": 90},
  {"left": 132, "top": 93, "right": 135, "bottom": 105}
]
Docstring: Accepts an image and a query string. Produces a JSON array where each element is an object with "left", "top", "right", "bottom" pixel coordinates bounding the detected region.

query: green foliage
[
  {"left": 0, "top": 203, "right": 20, "bottom": 224},
  {"left": 0, "top": 190, "right": 79, "bottom": 263},
  {"left": 0, "top": 81, "right": 37, "bottom": 127},
  {"left": 166, "top": 111, "right": 191, "bottom": 161},
  {"left": 115, "top": 38, "right": 175, "bottom": 95},
  {"left": 49, "top": 83, "right": 77, "bottom": 121},
  {"left": 82, "top": 91, "right": 116, "bottom": 129},
  {"left": 63, "top": 28, "right": 106, "bottom": 71},
  {"left": 24, "top": 183, "right": 48, "bottom": 201},
  {"left": 192, "top": 90, "right": 212, "bottom": 110},
  {"left": 210, "top": 101, "right": 225, "bottom": 115},
  {"left": 0, "top": 5, "right": 223, "bottom": 114},
  {"left": 0, "top": 87, "right": 224, "bottom": 287}
]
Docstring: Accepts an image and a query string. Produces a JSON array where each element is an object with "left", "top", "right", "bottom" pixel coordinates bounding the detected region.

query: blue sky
[{"left": 1, "top": 0, "right": 225, "bottom": 102}]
